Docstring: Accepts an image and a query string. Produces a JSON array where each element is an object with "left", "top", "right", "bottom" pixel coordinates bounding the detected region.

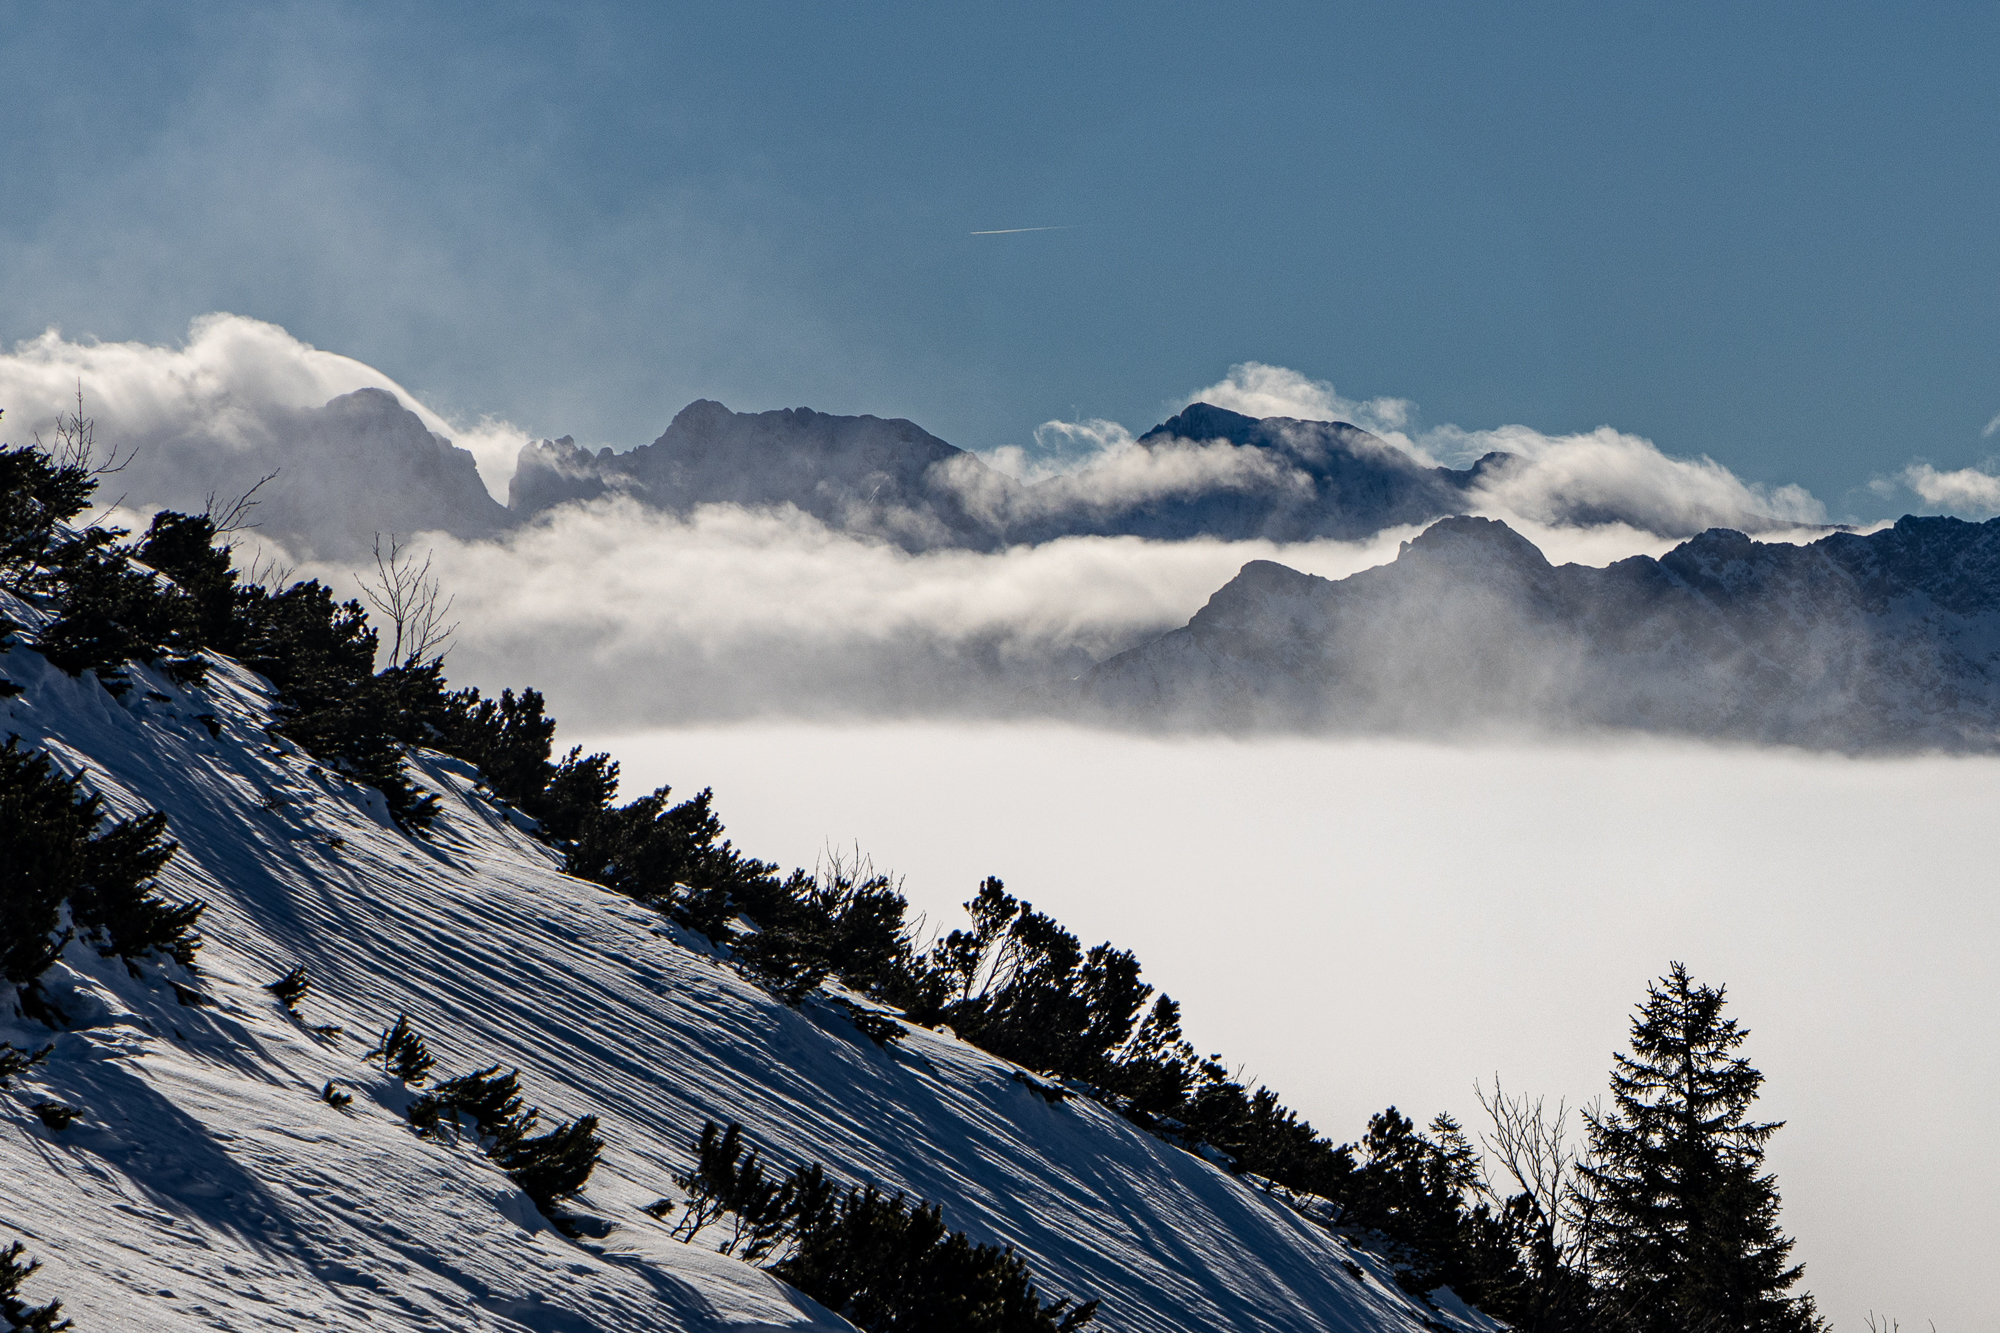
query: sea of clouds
[
  {"left": 582, "top": 721, "right": 1994, "bottom": 1333},
  {"left": 2, "top": 316, "right": 1988, "bottom": 1326}
]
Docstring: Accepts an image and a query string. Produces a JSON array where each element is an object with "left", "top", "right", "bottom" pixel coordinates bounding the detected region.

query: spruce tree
[
  {"left": 1577, "top": 962, "right": 1821, "bottom": 1333},
  {"left": 0, "top": 1240, "right": 72, "bottom": 1332}
]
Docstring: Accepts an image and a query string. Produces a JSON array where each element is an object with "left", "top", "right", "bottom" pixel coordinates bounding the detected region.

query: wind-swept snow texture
[{"left": 0, "top": 629, "right": 1483, "bottom": 1332}]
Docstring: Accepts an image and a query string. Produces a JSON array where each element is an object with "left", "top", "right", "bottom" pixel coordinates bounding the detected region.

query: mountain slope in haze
[
  {"left": 99, "top": 386, "right": 514, "bottom": 561},
  {"left": 1083, "top": 514, "right": 2000, "bottom": 750},
  {"left": 506, "top": 400, "right": 1496, "bottom": 551},
  {"left": 0, "top": 598, "right": 1486, "bottom": 1332}
]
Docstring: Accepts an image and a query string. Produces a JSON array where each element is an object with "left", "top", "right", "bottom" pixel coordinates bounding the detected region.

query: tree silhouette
[{"left": 1576, "top": 962, "right": 1821, "bottom": 1333}]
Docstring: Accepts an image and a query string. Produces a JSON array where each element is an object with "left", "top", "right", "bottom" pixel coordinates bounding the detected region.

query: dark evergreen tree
[
  {"left": 0, "top": 440, "right": 93, "bottom": 595},
  {"left": 0, "top": 1240, "right": 72, "bottom": 1332},
  {"left": 0, "top": 737, "right": 201, "bottom": 987},
  {"left": 771, "top": 1184, "right": 1098, "bottom": 1333},
  {"left": 496, "top": 1115, "right": 604, "bottom": 1215},
  {"left": 135, "top": 511, "right": 241, "bottom": 649},
  {"left": 232, "top": 579, "right": 438, "bottom": 827},
  {"left": 430, "top": 1065, "right": 531, "bottom": 1147},
  {"left": 265, "top": 964, "right": 310, "bottom": 1011},
  {"left": 1576, "top": 962, "right": 1822, "bottom": 1333},
  {"left": 365, "top": 1014, "right": 435, "bottom": 1085}
]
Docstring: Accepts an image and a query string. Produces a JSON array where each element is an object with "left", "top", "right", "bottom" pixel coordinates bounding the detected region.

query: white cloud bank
[
  {"left": 0, "top": 315, "right": 532, "bottom": 501},
  {"left": 1179, "top": 361, "right": 1829, "bottom": 535},
  {"left": 283, "top": 499, "right": 1440, "bottom": 728},
  {"left": 1897, "top": 462, "right": 2000, "bottom": 517},
  {"left": 1187, "top": 362, "right": 1417, "bottom": 440},
  {"left": 576, "top": 719, "right": 1997, "bottom": 1333}
]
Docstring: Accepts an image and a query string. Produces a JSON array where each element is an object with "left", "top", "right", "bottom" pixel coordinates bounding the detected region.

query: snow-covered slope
[
  {"left": 0, "top": 622, "right": 1485, "bottom": 1331},
  {"left": 1084, "top": 513, "right": 2000, "bottom": 750}
]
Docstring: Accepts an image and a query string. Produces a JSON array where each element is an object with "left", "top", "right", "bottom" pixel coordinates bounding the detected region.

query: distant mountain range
[
  {"left": 507, "top": 399, "right": 1505, "bottom": 551},
  {"left": 1084, "top": 514, "right": 2000, "bottom": 750}
]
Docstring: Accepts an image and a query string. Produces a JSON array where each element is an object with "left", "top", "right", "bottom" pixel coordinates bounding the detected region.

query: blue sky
[{"left": 3, "top": 1, "right": 1995, "bottom": 518}]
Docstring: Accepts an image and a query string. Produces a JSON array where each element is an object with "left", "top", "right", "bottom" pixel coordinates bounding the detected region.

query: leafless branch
[
  {"left": 204, "top": 469, "right": 281, "bottom": 538},
  {"left": 1476, "top": 1075, "right": 1596, "bottom": 1273},
  {"left": 35, "top": 382, "right": 136, "bottom": 476},
  {"left": 358, "top": 532, "right": 458, "bottom": 669},
  {"left": 243, "top": 549, "right": 297, "bottom": 591}
]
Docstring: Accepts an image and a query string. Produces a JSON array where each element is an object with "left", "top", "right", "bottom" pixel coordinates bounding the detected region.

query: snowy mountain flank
[
  {"left": 1084, "top": 514, "right": 2000, "bottom": 749},
  {"left": 0, "top": 608, "right": 1484, "bottom": 1329}
]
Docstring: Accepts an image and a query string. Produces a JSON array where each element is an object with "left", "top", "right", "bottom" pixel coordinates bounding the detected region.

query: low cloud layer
[
  {"left": 578, "top": 719, "right": 1997, "bottom": 1333},
  {"left": 1177, "top": 362, "right": 1829, "bottom": 535},
  {"left": 275, "top": 499, "right": 1423, "bottom": 728}
]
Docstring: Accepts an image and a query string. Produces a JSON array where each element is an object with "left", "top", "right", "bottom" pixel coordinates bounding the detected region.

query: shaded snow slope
[{"left": 0, "top": 634, "right": 1482, "bottom": 1332}]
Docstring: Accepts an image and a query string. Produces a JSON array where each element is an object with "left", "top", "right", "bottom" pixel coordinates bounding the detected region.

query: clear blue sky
[{"left": 3, "top": 1, "right": 1995, "bottom": 518}]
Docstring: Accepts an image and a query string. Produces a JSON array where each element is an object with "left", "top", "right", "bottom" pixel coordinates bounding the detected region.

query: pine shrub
[
  {"left": 0, "top": 1044, "right": 50, "bottom": 1089},
  {"left": 265, "top": 964, "right": 310, "bottom": 1011},
  {"left": 365, "top": 1014, "right": 434, "bottom": 1085},
  {"left": 0, "top": 737, "right": 202, "bottom": 987},
  {"left": 0, "top": 1240, "right": 72, "bottom": 1332},
  {"left": 772, "top": 1184, "right": 1098, "bottom": 1333},
  {"left": 496, "top": 1116, "right": 604, "bottom": 1215},
  {"left": 30, "top": 1103, "right": 79, "bottom": 1132}
]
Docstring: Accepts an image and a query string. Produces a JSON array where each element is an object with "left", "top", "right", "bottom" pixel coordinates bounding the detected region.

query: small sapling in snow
[
  {"left": 641, "top": 1198, "right": 676, "bottom": 1220},
  {"left": 364, "top": 1013, "right": 434, "bottom": 1084},
  {"left": 265, "top": 964, "right": 310, "bottom": 1011},
  {"left": 31, "top": 1102, "right": 79, "bottom": 1132},
  {"left": 320, "top": 1081, "right": 353, "bottom": 1109},
  {"left": 0, "top": 1044, "right": 51, "bottom": 1089}
]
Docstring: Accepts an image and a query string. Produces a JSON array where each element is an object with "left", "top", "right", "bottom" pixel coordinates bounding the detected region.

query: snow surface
[{"left": 0, "top": 622, "right": 1498, "bottom": 1333}]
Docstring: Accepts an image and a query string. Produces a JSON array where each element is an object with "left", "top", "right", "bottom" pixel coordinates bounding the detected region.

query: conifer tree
[
  {"left": 365, "top": 1014, "right": 435, "bottom": 1085},
  {"left": 0, "top": 1240, "right": 71, "bottom": 1332},
  {"left": 1576, "top": 962, "right": 1821, "bottom": 1333}
]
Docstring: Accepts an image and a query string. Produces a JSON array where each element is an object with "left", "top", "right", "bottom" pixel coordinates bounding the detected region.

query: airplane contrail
[{"left": 969, "top": 225, "right": 1076, "bottom": 235}]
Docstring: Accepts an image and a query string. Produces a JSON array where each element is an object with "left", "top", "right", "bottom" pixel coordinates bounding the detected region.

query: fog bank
[
  {"left": 273, "top": 500, "right": 1766, "bottom": 730},
  {"left": 573, "top": 721, "right": 1994, "bottom": 1333}
]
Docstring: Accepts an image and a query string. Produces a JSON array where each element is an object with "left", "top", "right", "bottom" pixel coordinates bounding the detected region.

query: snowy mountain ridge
[
  {"left": 1084, "top": 513, "right": 2000, "bottom": 749},
  {"left": 0, "top": 586, "right": 1489, "bottom": 1333},
  {"left": 504, "top": 400, "right": 1498, "bottom": 554}
]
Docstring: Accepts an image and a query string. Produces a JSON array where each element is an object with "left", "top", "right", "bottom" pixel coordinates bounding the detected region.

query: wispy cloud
[
  {"left": 1897, "top": 462, "right": 2000, "bottom": 516},
  {"left": 969, "top": 226, "right": 1076, "bottom": 235},
  {"left": 979, "top": 362, "right": 1829, "bottom": 537},
  {"left": 1184, "top": 362, "right": 1417, "bottom": 444},
  {"left": 1984, "top": 411, "right": 2000, "bottom": 438}
]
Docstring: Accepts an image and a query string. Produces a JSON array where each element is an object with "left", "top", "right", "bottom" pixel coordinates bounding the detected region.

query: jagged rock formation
[
  {"left": 508, "top": 399, "right": 1497, "bottom": 551},
  {"left": 509, "top": 399, "right": 996, "bottom": 549},
  {"left": 1083, "top": 514, "right": 2000, "bottom": 750}
]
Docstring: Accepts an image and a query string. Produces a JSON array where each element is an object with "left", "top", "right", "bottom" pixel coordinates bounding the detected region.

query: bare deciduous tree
[
  {"left": 37, "top": 382, "right": 135, "bottom": 477},
  {"left": 1475, "top": 1076, "right": 1604, "bottom": 1276},
  {"left": 358, "top": 532, "right": 458, "bottom": 668}
]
